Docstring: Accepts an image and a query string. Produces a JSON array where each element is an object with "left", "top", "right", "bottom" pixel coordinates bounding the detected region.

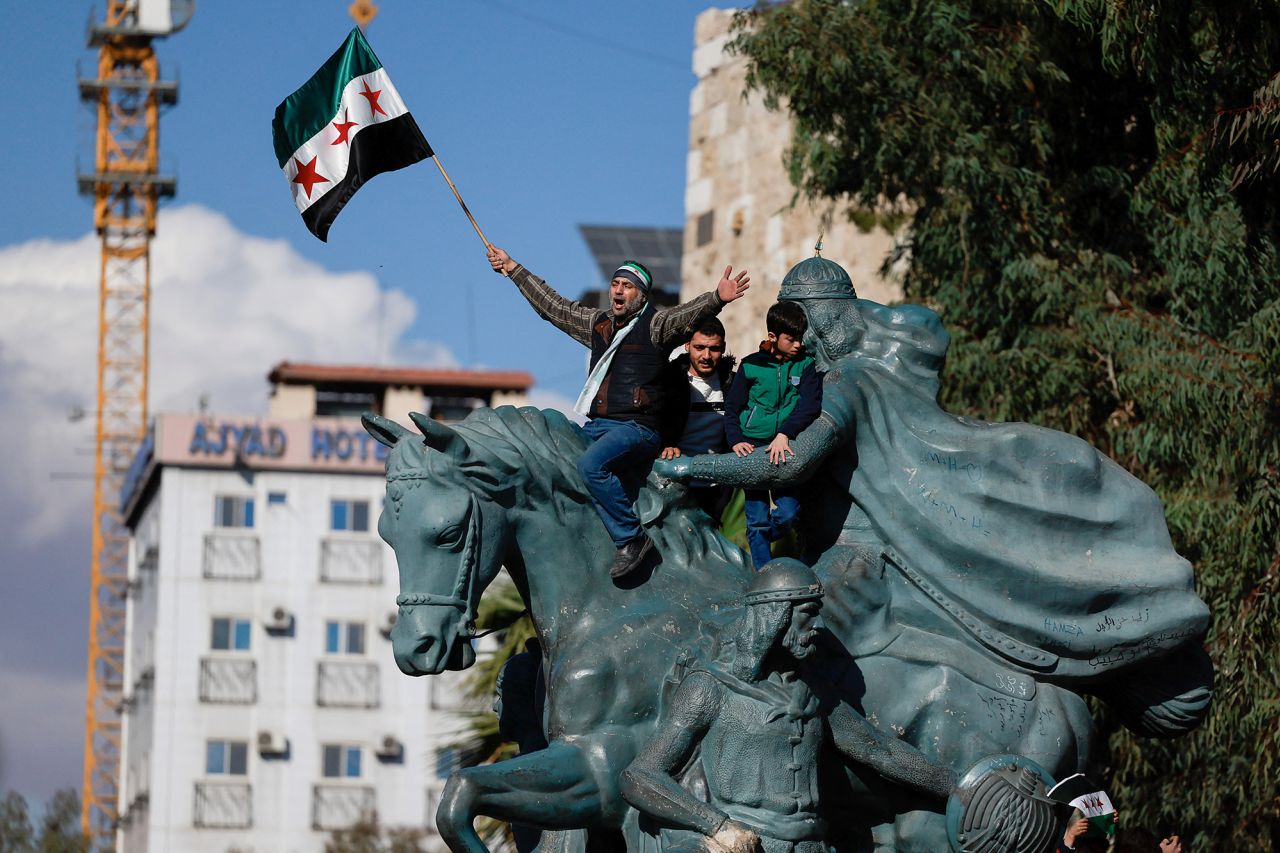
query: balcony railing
[
  {"left": 312, "top": 784, "right": 376, "bottom": 831},
  {"left": 319, "top": 537, "right": 383, "bottom": 584},
  {"left": 203, "top": 532, "right": 260, "bottom": 580},
  {"left": 194, "top": 781, "right": 252, "bottom": 829},
  {"left": 199, "top": 658, "right": 257, "bottom": 704},
  {"left": 316, "top": 660, "right": 380, "bottom": 708}
]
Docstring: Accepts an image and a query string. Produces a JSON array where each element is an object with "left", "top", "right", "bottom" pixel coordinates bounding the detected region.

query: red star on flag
[
  {"left": 291, "top": 155, "right": 330, "bottom": 199},
  {"left": 331, "top": 110, "right": 358, "bottom": 145},
  {"left": 359, "top": 81, "right": 387, "bottom": 118}
]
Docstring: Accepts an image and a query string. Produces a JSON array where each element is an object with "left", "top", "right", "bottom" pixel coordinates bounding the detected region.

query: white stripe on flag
[{"left": 281, "top": 67, "right": 410, "bottom": 213}]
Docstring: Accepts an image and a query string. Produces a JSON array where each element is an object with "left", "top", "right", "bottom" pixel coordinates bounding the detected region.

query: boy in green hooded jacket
[{"left": 723, "top": 301, "right": 822, "bottom": 568}]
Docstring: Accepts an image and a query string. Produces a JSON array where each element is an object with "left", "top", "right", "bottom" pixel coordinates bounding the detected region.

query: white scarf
[{"left": 574, "top": 305, "right": 650, "bottom": 416}]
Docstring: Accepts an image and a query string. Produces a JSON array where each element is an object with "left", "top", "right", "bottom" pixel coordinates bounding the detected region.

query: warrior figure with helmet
[{"left": 621, "top": 559, "right": 961, "bottom": 853}]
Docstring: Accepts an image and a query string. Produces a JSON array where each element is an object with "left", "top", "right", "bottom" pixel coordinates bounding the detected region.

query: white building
[{"left": 116, "top": 363, "right": 532, "bottom": 852}]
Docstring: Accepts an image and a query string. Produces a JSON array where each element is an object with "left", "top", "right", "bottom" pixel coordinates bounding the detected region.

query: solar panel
[{"left": 578, "top": 224, "right": 684, "bottom": 290}]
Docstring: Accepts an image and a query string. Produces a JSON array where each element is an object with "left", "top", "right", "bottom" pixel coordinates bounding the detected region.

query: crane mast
[{"left": 76, "top": 1, "right": 182, "bottom": 846}]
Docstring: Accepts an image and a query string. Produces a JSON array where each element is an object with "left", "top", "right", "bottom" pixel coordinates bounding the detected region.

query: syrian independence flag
[
  {"left": 1047, "top": 773, "right": 1117, "bottom": 839},
  {"left": 272, "top": 28, "right": 432, "bottom": 241}
]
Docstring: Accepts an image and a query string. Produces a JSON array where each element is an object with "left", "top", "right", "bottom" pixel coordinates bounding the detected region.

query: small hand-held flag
[
  {"left": 1047, "top": 773, "right": 1118, "bottom": 840},
  {"left": 272, "top": 28, "right": 432, "bottom": 242}
]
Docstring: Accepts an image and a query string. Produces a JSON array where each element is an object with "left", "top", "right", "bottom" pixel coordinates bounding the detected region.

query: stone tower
[{"left": 679, "top": 8, "right": 903, "bottom": 359}]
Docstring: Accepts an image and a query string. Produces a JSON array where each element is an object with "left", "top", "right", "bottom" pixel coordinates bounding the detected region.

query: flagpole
[{"left": 431, "top": 154, "right": 492, "bottom": 250}]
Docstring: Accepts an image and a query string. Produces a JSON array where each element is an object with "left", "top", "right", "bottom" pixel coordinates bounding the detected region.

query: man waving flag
[{"left": 272, "top": 28, "right": 432, "bottom": 242}]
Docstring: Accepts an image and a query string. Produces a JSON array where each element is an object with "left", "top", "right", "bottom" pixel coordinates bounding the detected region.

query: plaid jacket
[{"left": 508, "top": 264, "right": 726, "bottom": 350}]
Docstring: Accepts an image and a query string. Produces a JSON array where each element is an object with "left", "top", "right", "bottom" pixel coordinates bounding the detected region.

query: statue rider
[
  {"left": 654, "top": 252, "right": 1211, "bottom": 703},
  {"left": 620, "top": 559, "right": 957, "bottom": 853}
]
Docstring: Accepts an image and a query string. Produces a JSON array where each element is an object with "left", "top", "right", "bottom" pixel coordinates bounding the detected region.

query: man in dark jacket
[
  {"left": 488, "top": 246, "right": 749, "bottom": 578},
  {"left": 660, "top": 317, "right": 735, "bottom": 520}
]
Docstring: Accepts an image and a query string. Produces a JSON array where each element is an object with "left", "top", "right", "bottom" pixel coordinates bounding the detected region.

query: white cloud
[
  {"left": 526, "top": 387, "right": 585, "bottom": 424},
  {"left": 0, "top": 204, "right": 455, "bottom": 546}
]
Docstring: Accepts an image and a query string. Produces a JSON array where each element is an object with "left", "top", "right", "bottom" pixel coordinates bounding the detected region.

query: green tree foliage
[
  {"left": 0, "top": 792, "right": 35, "bottom": 853},
  {"left": 0, "top": 790, "right": 88, "bottom": 853},
  {"left": 731, "top": 0, "right": 1280, "bottom": 846}
]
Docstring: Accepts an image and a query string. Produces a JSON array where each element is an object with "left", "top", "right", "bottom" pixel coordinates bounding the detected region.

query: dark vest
[{"left": 588, "top": 307, "right": 668, "bottom": 430}]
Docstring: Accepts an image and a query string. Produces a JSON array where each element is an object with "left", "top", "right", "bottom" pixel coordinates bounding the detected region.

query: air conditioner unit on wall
[
  {"left": 258, "top": 730, "right": 288, "bottom": 756},
  {"left": 375, "top": 735, "right": 404, "bottom": 760},
  {"left": 264, "top": 606, "right": 293, "bottom": 632}
]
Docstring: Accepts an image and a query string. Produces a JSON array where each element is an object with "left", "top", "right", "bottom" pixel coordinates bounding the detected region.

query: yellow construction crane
[{"left": 76, "top": 1, "right": 190, "bottom": 846}]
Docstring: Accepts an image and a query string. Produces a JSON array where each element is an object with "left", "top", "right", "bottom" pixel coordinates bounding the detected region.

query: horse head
[{"left": 364, "top": 412, "right": 512, "bottom": 676}]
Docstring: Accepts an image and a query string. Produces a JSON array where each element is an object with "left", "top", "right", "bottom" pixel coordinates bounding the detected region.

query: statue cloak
[{"left": 821, "top": 300, "right": 1208, "bottom": 681}]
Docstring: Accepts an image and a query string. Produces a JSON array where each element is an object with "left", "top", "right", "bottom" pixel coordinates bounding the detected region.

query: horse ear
[
  {"left": 362, "top": 413, "right": 411, "bottom": 448},
  {"left": 409, "top": 411, "right": 469, "bottom": 458}
]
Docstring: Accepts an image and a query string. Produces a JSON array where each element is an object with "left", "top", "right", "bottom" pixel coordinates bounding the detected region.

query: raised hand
[
  {"left": 487, "top": 245, "right": 516, "bottom": 276},
  {"left": 1062, "top": 817, "right": 1089, "bottom": 846},
  {"left": 716, "top": 266, "right": 750, "bottom": 303}
]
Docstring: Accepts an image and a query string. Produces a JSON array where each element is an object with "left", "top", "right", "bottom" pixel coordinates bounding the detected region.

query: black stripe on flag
[{"left": 303, "top": 114, "right": 433, "bottom": 242}]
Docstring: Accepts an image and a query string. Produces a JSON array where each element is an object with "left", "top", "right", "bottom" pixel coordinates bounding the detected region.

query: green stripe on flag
[{"left": 272, "top": 28, "right": 383, "bottom": 167}]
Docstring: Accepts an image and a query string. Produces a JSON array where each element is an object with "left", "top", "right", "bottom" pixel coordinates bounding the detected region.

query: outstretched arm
[
  {"left": 621, "top": 672, "right": 730, "bottom": 836},
  {"left": 488, "top": 245, "right": 597, "bottom": 346},
  {"left": 826, "top": 705, "right": 957, "bottom": 801},
  {"left": 657, "top": 413, "right": 840, "bottom": 487},
  {"left": 650, "top": 266, "right": 750, "bottom": 348}
]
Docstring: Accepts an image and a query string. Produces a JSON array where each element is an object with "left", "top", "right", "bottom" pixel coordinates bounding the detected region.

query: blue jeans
[
  {"left": 578, "top": 418, "right": 662, "bottom": 547},
  {"left": 743, "top": 488, "right": 800, "bottom": 569}
]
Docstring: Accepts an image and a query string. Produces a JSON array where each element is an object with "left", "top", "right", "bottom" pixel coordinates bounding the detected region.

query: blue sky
[
  {"left": 8, "top": 0, "right": 730, "bottom": 394},
  {"left": 0, "top": 0, "right": 747, "bottom": 808}
]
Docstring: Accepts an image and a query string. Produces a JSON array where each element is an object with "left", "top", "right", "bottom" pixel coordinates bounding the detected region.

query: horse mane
[{"left": 448, "top": 406, "right": 590, "bottom": 522}]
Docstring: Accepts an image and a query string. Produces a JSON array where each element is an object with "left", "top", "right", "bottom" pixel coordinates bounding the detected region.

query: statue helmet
[
  {"left": 778, "top": 252, "right": 857, "bottom": 302},
  {"left": 743, "top": 558, "right": 824, "bottom": 606}
]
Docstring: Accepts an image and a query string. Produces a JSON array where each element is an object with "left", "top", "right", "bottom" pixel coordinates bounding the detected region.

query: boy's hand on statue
[
  {"left": 732, "top": 442, "right": 755, "bottom": 457},
  {"left": 716, "top": 266, "right": 751, "bottom": 303},
  {"left": 710, "top": 820, "right": 762, "bottom": 853},
  {"left": 487, "top": 246, "right": 515, "bottom": 275},
  {"left": 767, "top": 434, "right": 794, "bottom": 465},
  {"left": 653, "top": 456, "right": 692, "bottom": 481},
  {"left": 659, "top": 446, "right": 682, "bottom": 460}
]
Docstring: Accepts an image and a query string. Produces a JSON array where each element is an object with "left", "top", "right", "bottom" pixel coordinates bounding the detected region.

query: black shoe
[{"left": 609, "top": 534, "right": 654, "bottom": 580}]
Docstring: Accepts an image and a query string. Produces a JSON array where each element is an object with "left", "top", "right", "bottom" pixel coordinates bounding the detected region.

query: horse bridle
[{"left": 394, "top": 491, "right": 481, "bottom": 640}]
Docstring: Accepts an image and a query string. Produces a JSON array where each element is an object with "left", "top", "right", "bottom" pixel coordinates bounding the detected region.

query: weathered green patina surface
[{"left": 363, "top": 255, "right": 1211, "bottom": 853}]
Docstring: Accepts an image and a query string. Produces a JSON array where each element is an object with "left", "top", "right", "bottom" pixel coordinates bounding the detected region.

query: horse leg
[{"left": 437, "top": 741, "right": 605, "bottom": 853}]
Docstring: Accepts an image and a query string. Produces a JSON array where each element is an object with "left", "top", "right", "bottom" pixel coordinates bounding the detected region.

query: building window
[
  {"left": 429, "top": 397, "right": 480, "bottom": 423},
  {"left": 435, "top": 748, "right": 457, "bottom": 780},
  {"left": 330, "top": 499, "right": 370, "bottom": 532},
  {"left": 215, "top": 495, "right": 255, "bottom": 529},
  {"left": 211, "top": 617, "right": 252, "bottom": 651},
  {"left": 325, "top": 621, "right": 366, "bottom": 655},
  {"left": 696, "top": 210, "right": 715, "bottom": 247},
  {"left": 322, "top": 744, "right": 362, "bottom": 779},
  {"left": 267, "top": 491, "right": 287, "bottom": 505},
  {"left": 206, "top": 740, "right": 249, "bottom": 776},
  {"left": 316, "top": 390, "right": 379, "bottom": 418}
]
